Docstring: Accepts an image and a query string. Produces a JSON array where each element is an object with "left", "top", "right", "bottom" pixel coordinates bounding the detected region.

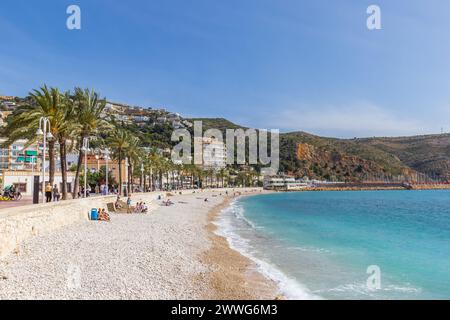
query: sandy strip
[
  {"left": 201, "top": 192, "right": 280, "bottom": 300},
  {"left": 0, "top": 188, "right": 277, "bottom": 300}
]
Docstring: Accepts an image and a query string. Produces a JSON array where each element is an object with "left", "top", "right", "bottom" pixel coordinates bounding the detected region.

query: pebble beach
[{"left": 0, "top": 189, "right": 278, "bottom": 300}]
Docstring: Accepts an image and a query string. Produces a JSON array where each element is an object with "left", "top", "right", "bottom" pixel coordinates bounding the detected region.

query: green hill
[
  {"left": 187, "top": 118, "right": 245, "bottom": 132},
  {"left": 194, "top": 118, "right": 449, "bottom": 181}
]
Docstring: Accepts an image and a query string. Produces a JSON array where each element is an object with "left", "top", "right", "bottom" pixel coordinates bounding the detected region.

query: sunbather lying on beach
[{"left": 163, "top": 199, "right": 174, "bottom": 206}]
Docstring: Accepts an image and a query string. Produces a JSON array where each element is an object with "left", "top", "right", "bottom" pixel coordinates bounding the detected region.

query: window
[{"left": 13, "top": 183, "right": 27, "bottom": 193}]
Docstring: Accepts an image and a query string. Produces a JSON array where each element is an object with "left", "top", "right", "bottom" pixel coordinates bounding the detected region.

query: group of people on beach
[
  {"left": 97, "top": 208, "right": 110, "bottom": 222},
  {"left": 134, "top": 202, "right": 148, "bottom": 213},
  {"left": 114, "top": 195, "right": 149, "bottom": 213}
]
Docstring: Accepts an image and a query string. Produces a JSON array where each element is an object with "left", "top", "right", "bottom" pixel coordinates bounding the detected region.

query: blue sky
[{"left": 0, "top": 0, "right": 449, "bottom": 137}]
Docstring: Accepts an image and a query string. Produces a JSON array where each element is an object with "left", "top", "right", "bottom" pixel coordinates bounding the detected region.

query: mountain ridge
[{"left": 194, "top": 118, "right": 450, "bottom": 181}]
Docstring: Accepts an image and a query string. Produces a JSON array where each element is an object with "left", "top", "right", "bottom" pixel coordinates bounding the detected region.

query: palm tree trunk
[
  {"left": 48, "top": 140, "right": 56, "bottom": 185},
  {"left": 59, "top": 139, "right": 68, "bottom": 200},
  {"left": 166, "top": 172, "right": 170, "bottom": 190},
  {"left": 172, "top": 172, "right": 175, "bottom": 190},
  {"left": 72, "top": 137, "right": 84, "bottom": 198},
  {"left": 128, "top": 163, "right": 132, "bottom": 194}
]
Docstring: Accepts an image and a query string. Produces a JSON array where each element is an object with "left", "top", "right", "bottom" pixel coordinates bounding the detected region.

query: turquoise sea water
[{"left": 215, "top": 190, "right": 450, "bottom": 299}]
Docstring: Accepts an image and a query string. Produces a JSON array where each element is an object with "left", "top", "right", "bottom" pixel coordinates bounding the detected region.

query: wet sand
[{"left": 201, "top": 192, "right": 281, "bottom": 300}]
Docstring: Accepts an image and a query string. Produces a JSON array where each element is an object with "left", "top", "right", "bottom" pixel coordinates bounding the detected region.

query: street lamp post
[
  {"left": 31, "top": 155, "right": 36, "bottom": 174},
  {"left": 81, "top": 137, "right": 90, "bottom": 198},
  {"left": 104, "top": 149, "right": 110, "bottom": 196},
  {"left": 36, "top": 117, "right": 53, "bottom": 203},
  {"left": 95, "top": 154, "right": 100, "bottom": 172}
]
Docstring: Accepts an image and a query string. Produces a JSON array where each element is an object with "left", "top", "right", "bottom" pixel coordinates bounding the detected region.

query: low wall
[
  {"left": 0, "top": 196, "right": 116, "bottom": 259},
  {"left": 0, "top": 188, "right": 260, "bottom": 259}
]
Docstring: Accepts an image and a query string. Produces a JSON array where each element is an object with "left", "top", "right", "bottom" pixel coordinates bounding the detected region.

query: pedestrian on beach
[
  {"left": 115, "top": 195, "right": 123, "bottom": 209},
  {"left": 52, "top": 184, "right": 60, "bottom": 202},
  {"left": 45, "top": 183, "right": 52, "bottom": 202},
  {"left": 127, "top": 196, "right": 132, "bottom": 213}
]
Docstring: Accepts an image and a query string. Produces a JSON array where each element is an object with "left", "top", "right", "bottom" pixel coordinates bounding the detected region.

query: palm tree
[
  {"left": 0, "top": 85, "right": 64, "bottom": 186},
  {"left": 217, "top": 168, "right": 228, "bottom": 188},
  {"left": 182, "top": 164, "right": 196, "bottom": 189},
  {"left": 72, "top": 88, "right": 109, "bottom": 198},
  {"left": 107, "top": 128, "right": 130, "bottom": 195},
  {"left": 54, "top": 92, "right": 79, "bottom": 200},
  {"left": 124, "top": 136, "right": 142, "bottom": 194},
  {"left": 146, "top": 148, "right": 164, "bottom": 190}
]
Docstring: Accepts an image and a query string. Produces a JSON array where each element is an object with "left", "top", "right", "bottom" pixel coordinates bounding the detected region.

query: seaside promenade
[{"left": 0, "top": 188, "right": 276, "bottom": 300}]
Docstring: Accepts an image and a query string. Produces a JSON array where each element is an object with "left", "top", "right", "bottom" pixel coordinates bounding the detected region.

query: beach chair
[{"left": 106, "top": 202, "right": 116, "bottom": 212}]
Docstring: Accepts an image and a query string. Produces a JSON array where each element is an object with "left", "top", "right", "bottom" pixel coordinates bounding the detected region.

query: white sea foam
[
  {"left": 318, "top": 282, "right": 422, "bottom": 298},
  {"left": 214, "top": 199, "right": 322, "bottom": 300},
  {"left": 286, "top": 246, "right": 331, "bottom": 254}
]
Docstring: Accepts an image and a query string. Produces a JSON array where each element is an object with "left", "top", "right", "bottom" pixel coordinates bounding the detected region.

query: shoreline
[
  {"left": 0, "top": 188, "right": 281, "bottom": 300},
  {"left": 202, "top": 191, "right": 282, "bottom": 300},
  {"left": 268, "top": 185, "right": 450, "bottom": 192}
]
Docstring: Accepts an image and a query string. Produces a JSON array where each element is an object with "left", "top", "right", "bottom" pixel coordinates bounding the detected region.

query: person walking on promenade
[
  {"left": 52, "top": 184, "right": 60, "bottom": 202},
  {"left": 45, "top": 183, "right": 52, "bottom": 203}
]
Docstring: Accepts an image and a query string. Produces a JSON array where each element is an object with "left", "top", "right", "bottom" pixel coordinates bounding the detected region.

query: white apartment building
[
  {"left": 199, "top": 137, "right": 227, "bottom": 170},
  {"left": 0, "top": 138, "right": 40, "bottom": 172}
]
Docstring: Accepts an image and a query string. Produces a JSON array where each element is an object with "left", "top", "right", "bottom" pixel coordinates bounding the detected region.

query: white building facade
[
  {"left": 2, "top": 171, "right": 75, "bottom": 196},
  {"left": 201, "top": 137, "right": 227, "bottom": 170}
]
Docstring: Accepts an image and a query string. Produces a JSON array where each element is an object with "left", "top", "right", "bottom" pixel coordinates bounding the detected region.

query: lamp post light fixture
[
  {"left": 36, "top": 117, "right": 53, "bottom": 203},
  {"left": 81, "top": 137, "right": 90, "bottom": 198}
]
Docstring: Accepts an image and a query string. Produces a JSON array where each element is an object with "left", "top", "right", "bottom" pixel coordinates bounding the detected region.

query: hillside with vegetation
[
  {"left": 2, "top": 91, "right": 449, "bottom": 184},
  {"left": 196, "top": 118, "right": 449, "bottom": 182},
  {"left": 360, "top": 134, "right": 450, "bottom": 179},
  {"left": 280, "top": 132, "right": 450, "bottom": 181}
]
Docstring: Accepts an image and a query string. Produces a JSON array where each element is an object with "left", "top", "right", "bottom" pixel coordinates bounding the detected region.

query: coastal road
[{"left": 0, "top": 196, "right": 33, "bottom": 209}]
